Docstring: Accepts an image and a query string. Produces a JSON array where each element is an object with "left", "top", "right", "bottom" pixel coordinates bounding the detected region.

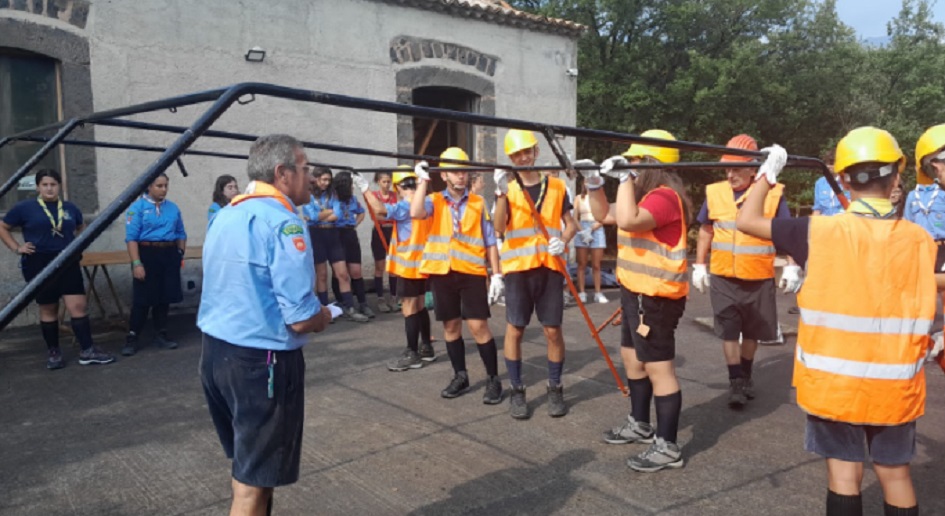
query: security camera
[{"left": 566, "top": 68, "right": 578, "bottom": 78}]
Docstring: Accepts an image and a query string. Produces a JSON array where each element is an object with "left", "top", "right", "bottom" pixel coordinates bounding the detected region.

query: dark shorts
[
  {"left": 620, "top": 286, "right": 686, "bottom": 362},
  {"left": 429, "top": 271, "right": 490, "bottom": 321},
  {"left": 935, "top": 242, "right": 945, "bottom": 273},
  {"left": 804, "top": 415, "right": 916, "bottom": 465},
  {"left": 310, "top": 226, "right": 345, "bottom": 265},
  {"left": 504, "top": 267, "right": 564, "bottom": 327},
  {"left": 132, "top": 245, "right": 182, "bottom": 306},
  {"left": 709, "top": 274, "right": 777, "bottom": 341},
  {"left": 21, "top": 251, "right": 85, "bottom": 305},
  {"left": 398, "top": 277, "right": 427, "bottom": 298},
  {"left": 200, "top": 333, "right": 306, "bottom": 487},
  {"left": 338, "top": 227, "right": 362, "bottom": 264},
  {"left": 371, "top": 226, "right": 393, "bottom": 262}
]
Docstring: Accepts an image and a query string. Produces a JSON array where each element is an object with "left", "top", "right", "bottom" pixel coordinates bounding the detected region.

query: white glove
[
  {"left": 779, "top": 264, "right": 803, "bottom": 293},
  {"left": 601, "top": 155, "right": 633, "bottom": 183},
  {"left": 547, "top": 237, "right": 566, "bottom": 257},
  {"left": 494, "top": 168, "right": 509, "bottom": 196},
  {"left": 692, "top": 264, "right": 710, "bottom": 294},
  {"left": 577, "top": 228, "right": 594, "bottom": 245},
  {"left": 327, "top": 303, "right": 344, "bottom": 320},
  {"left": 755, "top": 144, "right": 788, "bottom": 186},
  {"left": 352, "top": 173, "right": 370, "bottom": 194},
  {"left": 414, "top": 161, "right": 430, "bottom": 182},
  {"left": 928, "top": 332, "right": 944, "bottom": 362},
  {"left": 488, "top": 274, "right": 505, "bottom": 305},
  {"left": 573, "top": 159, "right": 604, "bottom": 190}
]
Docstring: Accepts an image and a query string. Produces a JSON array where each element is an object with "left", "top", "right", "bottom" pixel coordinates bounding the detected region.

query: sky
[{"left": 835, "top": 0, "right": 945, "bottom": 39}]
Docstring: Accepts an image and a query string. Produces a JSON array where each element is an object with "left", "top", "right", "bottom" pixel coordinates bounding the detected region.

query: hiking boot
[
  {"left": 78, "top": 347, "right": 116, "bottom": 365},
  {"left": 744, "top": 377, "right": 755, "bottom": 400},
  {"left": 728, "top": 377, "right": 747, "bottom": 408},
  {"left": 46, "top": 348, "right": 65, "bottom": 370},
  {"left": 359, "top": 304, "right": 376, "bottom": 319},
  {"left": 509, "top": 385, "right": 530, "bottom": 420},
  {"left": 121, "top": 334, "right": 137, "bottom": 357},
  {"left": 387, "top": 348, "right": 423, "bottom": 372},
  {"left": 154, "top": 334, "right": 178, "bottom": 350},
  {"left": 344, "top": 307, "right": 369, "bottom": 323},
  {"left": 377, "top": 298, "right": 392, "bottom": 313},
  {"left": 603, "top": 415, "right": 655, "bottom": 445},
  {"left": 418, "top": 340, "right": 436, "bottom": 362},
  {"left": 482, "top": 375, "right": 503, "bottom": 405},
  {"left": 627, "top": 437, "right": 684, "bottom": 472},
  {"left": 441, "top": 371, "right": 469, "bottom": 399},
  {"left": 547, "top": 384, "right": 568, "bottom": 417}
]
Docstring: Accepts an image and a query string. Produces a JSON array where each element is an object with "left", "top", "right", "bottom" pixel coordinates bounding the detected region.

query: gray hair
[{"left": 247, "top": 134, "right": 302, "bottom": 183}]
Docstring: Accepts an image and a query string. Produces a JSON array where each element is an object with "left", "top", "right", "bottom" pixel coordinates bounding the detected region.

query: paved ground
[{"left": 1, "top": 290, "right": 944, "bottom": 515}]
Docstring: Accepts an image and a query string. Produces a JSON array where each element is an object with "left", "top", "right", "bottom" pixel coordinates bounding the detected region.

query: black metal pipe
[
  {"left": 17, "top": 136, "right": 249, "bottom": 161},
  {"left": 0, "top": 119, "right": 81, "bottom": 201}
]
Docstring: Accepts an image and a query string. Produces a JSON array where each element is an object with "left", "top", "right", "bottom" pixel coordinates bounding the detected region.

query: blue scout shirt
[
  {"left": 812, "top": 176, "right": 850, "bottom": 216},
  {"left": 208, "top": 202, "right": 223, "bottom": 222},
  {"left": 303, "top": 193, "right": 335, "bottom": 228},
  {"left": 905, "top": 184, "right": 945, "bottom": 240},
  {"left": 125, "top": 196, "right": 187, "bottom": 242},
  {"left": 385, "top": 200, "right": 414, "bottom": 243},
  {"left": 2, "top": 198, "right": 83, "bottom": 253},
  {"left": 334, "top": 197, "right": 364, "bottom": 227},
  {"left": 422, "top": 190, "right": 497, "bottom": 247},
  {"left": 198, "top": 192, "right": 321, "bottom": 351}
]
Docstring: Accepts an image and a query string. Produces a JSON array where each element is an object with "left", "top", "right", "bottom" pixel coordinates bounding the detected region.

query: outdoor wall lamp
[{"left": 245, "top": 47, "right": 266, "bottom": 63}]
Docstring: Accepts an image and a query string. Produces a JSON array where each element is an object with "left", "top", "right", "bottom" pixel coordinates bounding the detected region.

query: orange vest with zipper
[
  {"left": 500, "top": 177, "right": 567, "bottom": 275},
  {"left": 386, "top": 216, "right": 431, "bottom": 280},
  {"left": 617, "top": 187, "right": 689, "bottom": 299},
  {"left": 795, "top": 213, "right": 935, "bottom": 425},
  {"left": 706, "top": 181, "right": 783, "bottom": 280},
  {"left": 419, "top": 192, "right": 488, "bottom": 277}
]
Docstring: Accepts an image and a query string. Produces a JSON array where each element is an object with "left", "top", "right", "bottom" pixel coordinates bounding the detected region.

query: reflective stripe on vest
[
  {"left": 706, "top": 181, "right": 782, "bottom": 280},
  {"left": 418, "top": 192, "right": 488, "bottom": 276},
  {"left": 796, "top": 346, "right": 925, "bottom": 381},
  {"left": 799, "top": 308, "right": 932, "bottom": 336},
  {"left": 386, "top": 217, "right": 430, "bottom": 280},
  {"left": 500, "top": 177, "right": 567, "bottom": 274},
  {"left": 710, "top": 241, "right": 776, "bottom": 255}
]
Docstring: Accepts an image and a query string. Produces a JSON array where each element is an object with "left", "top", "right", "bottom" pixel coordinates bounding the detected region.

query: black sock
[
  {"left": 152, "top": 303, "right": 170, "bottom": 336},
  {"left": 654, "top": 391, "right": 682, "bottom": 443},
  {"left": 740, "top": 357, "right": 754, "bottom": 378},
  {"left": 129, "top": 303, "right": 149, "bottom": 334},
  {"left": 884, "top": 502, "right": 918, "bottom": 516},
  {"left": 628, "top": 377, "right": 653, "bottom": 424},
  {"left": 389, "top": 276, "right": 398, "bottom": 299},
  {"left": 404, "top": 313, "right": 421, "bottom": 352},
  {"left": 827, "top": 491, "right": 862, "bottom": 516},
  {"left": 419, "top": 309, "right": 431, "bottom": 345},
  {"left": 317, "top": 291, "right": 329, "bottom": 306},
  {"left": 70, "top": 316, "right": 94, "bottom": 351},
  {"left": 331, "top": 276, "right": 342, "bottom": 303},
  {"left": 341, "top": 291, "right": 355, "bottom": 310},
  {"left": 727, "top": 364, "right": 744, "bottom": 380},
  {"left": 352, "top": 278, "right": 367, "bottom": 304},
  {"left": 477, "top": 338, "right": 498, "bottom": 377},
  {"left": 445, "top": 338, "right": 466, "bottom": 374},
  {"left": 40, "top": 321, "right": 60, "bottom": 351},
  {"left": 373, "top": 277, "right": 384, "bottom": 298}
]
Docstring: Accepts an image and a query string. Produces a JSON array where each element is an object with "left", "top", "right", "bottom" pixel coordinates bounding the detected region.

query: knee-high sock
[
  {"left": 883, "top": 502, "right": 918, "bottom": 516},
  {"left": 340, "top": 291, "right": 355, "bottom": 310},
  {"left": 826, "top": 491, "right": 862, "bottom": 516},
  {"left": 373, "top": 277, "right": 384, "bottom": 298},
  {"left": 404, "top": 312, "right": 421, "bottom": 352},
  {"left": 419, "top": 309, "right": 431, "bottom": 345},
  {"left": 129, "top": 303, "right": 149, "bottom": 335},
  {"left": 654, "top": 391, "right": 682, "bottom": 443},
  {"left": 477, "top": 338, "right": 498, "bottom": 377},
  {"left": 628, "top": 377, "right": 653, "bottom": 424},
  {"left": 40, "top": 321, "right": 60, "bottom": 351},
  {"left": 317, "top": 291, "right": 329, "bottom": 306},
  {"left": 331, "top": 276, "right": 342, "bottom": 303},
  {"left": 389, "top": 276, "right": 398, "bottom": 299},
  {"left": 352, "top": 278, "right": 367, "bottom": 304},
  {"left": 548, "top": 359, "right": 564, "bottom": 387},
  {"left": 505, "top": 359, "right": 523, "bottom": 387},
  {"left": 152, "top": 303, "right": 170, "bottom": 336},
  {"left": 70, "top": 316, "right": 94, "bottom": 351},
  {"left": 445, "top": 338, "right": 466, "bottom": 374}
]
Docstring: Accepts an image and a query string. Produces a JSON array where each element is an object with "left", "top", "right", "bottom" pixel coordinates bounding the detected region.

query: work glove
[
  {"left": 488, "top": 274, "right": 505, "bottom": 306},
  {"left": 928, "top": 332, "right": 944, "bottom": 362},
  {"left": 577, "top": 228, "right": 594, "bottom": 246},
  {"left": 779, "top": 264, "right": 803, "bottom": 293},
  {"left": 327, "top": 302, "right": 344, "bottom": 320},
  {"left": 414, "top": 161, "right": 431, "bottom": 182},
  {"left": 600, "top": 155, "right": 633, "bottom": 183},
  {"left": 547, "top": 237, "right": 566, "bottom": 257},
  {"left": 352, "top": 172, "right": 370, "bottom": 194},
  {"left": 573, "top": 159, "right": 603, "bottom": 190},
  {"left": 692, "top": 264, "right": 710, "bottom": 294},
  {"left": 494, "top": 168, "right": 509, "bottom": 196},
  {"left": 755, "top": 144, "right": 788, "bottom": 186}
]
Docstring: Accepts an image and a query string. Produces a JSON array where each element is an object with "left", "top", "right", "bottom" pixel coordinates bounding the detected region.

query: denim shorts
[
  {"left": 804, "top": 415, "right": 916, "bottom": 465},
  {"left": 574, "top": 220, "right": 606, "bottom": 249}
]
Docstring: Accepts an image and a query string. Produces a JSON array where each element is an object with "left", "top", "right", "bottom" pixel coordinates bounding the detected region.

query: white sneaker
[
  {"left": 578, "top": 292, "right": 587, "bottom": 303},
  {"left": 594, "top": 292, "right": 609, "bottom": 304}
]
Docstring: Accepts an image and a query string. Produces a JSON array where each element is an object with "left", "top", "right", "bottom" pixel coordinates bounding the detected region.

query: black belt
[{"left": 139, "top": 241, "right": 176, "bottom": 248}]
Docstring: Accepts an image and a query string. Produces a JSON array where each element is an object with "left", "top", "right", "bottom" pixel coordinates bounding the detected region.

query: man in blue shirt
[
  {"left": 198, "top": 134, "right": 333, "bottom": 515},
  {"left": 812, "top": 151, "right": 850, "bottom": 216}
]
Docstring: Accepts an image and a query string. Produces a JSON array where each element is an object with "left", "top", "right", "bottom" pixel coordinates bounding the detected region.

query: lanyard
[
  {"left": 144, "top": 194, "right": 163, "bottom": 217},
  {"left": 37, "top": 197, "right": 64, "bottom": 237},
  {"left": 913, "top": 185, "right": 941, "bottom": 215}
]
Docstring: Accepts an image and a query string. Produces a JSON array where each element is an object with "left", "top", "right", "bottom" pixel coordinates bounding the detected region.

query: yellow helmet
[
  {"left": 504, "top": 129, "right": 539, "bottom": 156},
  {"left": 392, "top": 165, "right": 416, "bottom": 185},
  {"left": 834, "top": 126, "right": 905, "bottom": 176},
  {"left": 915, "top": 124, "right": 945, "bottom": 184},
  {"left": 623, "top": 129, "right": 680, "bottom": 164},
  {"left": 439, "top": 147, "right": 470, "bottom": 168}
]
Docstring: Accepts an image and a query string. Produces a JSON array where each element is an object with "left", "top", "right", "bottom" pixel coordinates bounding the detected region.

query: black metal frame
[{"left": 0, "top": 81, "right": 839, "bottom": 330}]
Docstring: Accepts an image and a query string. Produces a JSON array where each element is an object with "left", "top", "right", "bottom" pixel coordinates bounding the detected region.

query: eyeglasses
[{"left": 398, "top": 181, "right": 418, "bottom": 190}]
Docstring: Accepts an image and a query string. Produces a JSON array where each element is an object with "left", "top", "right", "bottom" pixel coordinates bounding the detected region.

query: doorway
[{"left": 412, "top": 86, "right": 478, "bottom": 192}]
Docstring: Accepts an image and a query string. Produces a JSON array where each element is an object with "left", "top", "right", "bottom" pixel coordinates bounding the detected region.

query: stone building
[{"left": 0, "top": 0, "right": 582, "bottom": 326}]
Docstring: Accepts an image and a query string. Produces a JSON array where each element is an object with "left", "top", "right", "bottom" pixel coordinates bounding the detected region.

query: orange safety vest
[
  {"left": 706, "top": 181, "right": 783, "bottom": 280},
  {"left": 500, "top": 177, "right": 567, "bottom": 275},
  {"left": 617, "top": 187, "right": 689, "bottom": 299},
  {"left": 419, "top": 192, "right": 488, "bottom": 277},
  {"left": 795, "top": 214, "right": 936, "bottom": 425},
  {"left": 386, "top": 217, "right": 431, "bottom": 280}
]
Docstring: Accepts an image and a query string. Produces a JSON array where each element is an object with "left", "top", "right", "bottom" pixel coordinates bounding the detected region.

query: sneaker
[
  {"left": 594, "top": 292, "right": 609, "bottom": 304},
  {"left": 418, "top": 340, "right": 436, "bottom": 362},
  {"left": 578, "top": 292, "right": 587, "bottom": 303},
  {"left": 377, "top": 298, "right": 392, "bottom": 313},
  {"left": 563, "top": 292, "right": 577, "bottom": 308},
  {"left": 121, "top": 334, "right": 137, "bottom": 357},
  {"left": 359, "top": 304, "right": 376, "bottom": 319},
  {"left": 627, "top": 437, "right": 684, "bottom": 472},
  {"left": 744, "top": 377, "right": 755, "bottom": 400},
  {"left": 154, "top": 334, "right": 179, "bottom": 350},
  {"left": 509, "top": 385, "right": 530, "bottom": 419},
  {"left": 441, "top": 371, "right": 470, "bottom": 399},
  {"left": 728, "top": 377, "right": 747, "bottom": 408},
  {"left": 78, "top": 347, "right": 116, "bottom": 365},
  {"left": 603, "top": 415, "right": 655, "bottom": 444},
  {"left": 46, "top": 348, "right": 65, "bottom": 370},
  {"left": 344, "top": 307, "right": 369, "bottom": 323},
  {"left": 483, "top": 375, "right": 503, "bottom": 404},
  {"left": 387, "top": 348, "right": 423, "bottom": 372},
  {"left": 547, "top": 384, "right": 568, "bottom": 417}
]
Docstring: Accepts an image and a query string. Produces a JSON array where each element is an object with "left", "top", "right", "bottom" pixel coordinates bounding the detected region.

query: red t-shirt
[
  {"left": 638, "top": 188, "right": 683, "bottom": 247},
  {"left": 372, "top": 190, "right": 398, "bottom": 226}
]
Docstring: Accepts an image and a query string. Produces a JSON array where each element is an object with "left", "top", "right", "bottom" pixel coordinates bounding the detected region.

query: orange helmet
[{"left": 720, "top": 134, "right": 758, "bottom": 163}]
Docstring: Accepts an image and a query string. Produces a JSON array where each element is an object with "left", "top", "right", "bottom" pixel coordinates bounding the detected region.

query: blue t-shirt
[
  {"left": 334, "top": 197, "right": 364, "bottom": 227},
  {"left": 125, "top": 196, "right": 187, "bottom": 243},
  {"left": 812, "top": 176, "right": 850, "bottom": 216},
  {"left": 198, "top": 194, "right": 321, "bottom": 351},
  {"left": 904, "top": 184, "right": 945, "bottom": 241},
  {"left": 208, "top": 202, "right": 223, "bottom": 222},
  {"left": 697, "top": 188, "right": 791, "bottom": 225},
  {"left": 421, "top": 191, "right": 497, "bottom": 247},
  {"left": 303, "top": 193, "right": 335, "bottom": 228},
  {"left": 2, "top": 198, "right": 83, "bottom": 253}
]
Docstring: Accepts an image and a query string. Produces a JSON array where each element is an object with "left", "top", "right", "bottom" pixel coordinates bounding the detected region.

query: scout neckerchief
[
  {"left": 37, "top": 196, "right": 64, "bottom": 237},
  {"left": 230, "top": 181, "right": 296, "bottom": 214},
  {"left": 520, "top": 175, "right": 549, "bottom": 212},
  {"left": 443, "top": 188, "right": 469, "bottom": 235},
  {"left": 847, "top": 197, "right": 896, "bottom": 219},
  {"left": 143, "top": 193, "right": 163, "bottom": 217},
  {"left": 912, "top": 183, "right": 941, "bottom": 215}
]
